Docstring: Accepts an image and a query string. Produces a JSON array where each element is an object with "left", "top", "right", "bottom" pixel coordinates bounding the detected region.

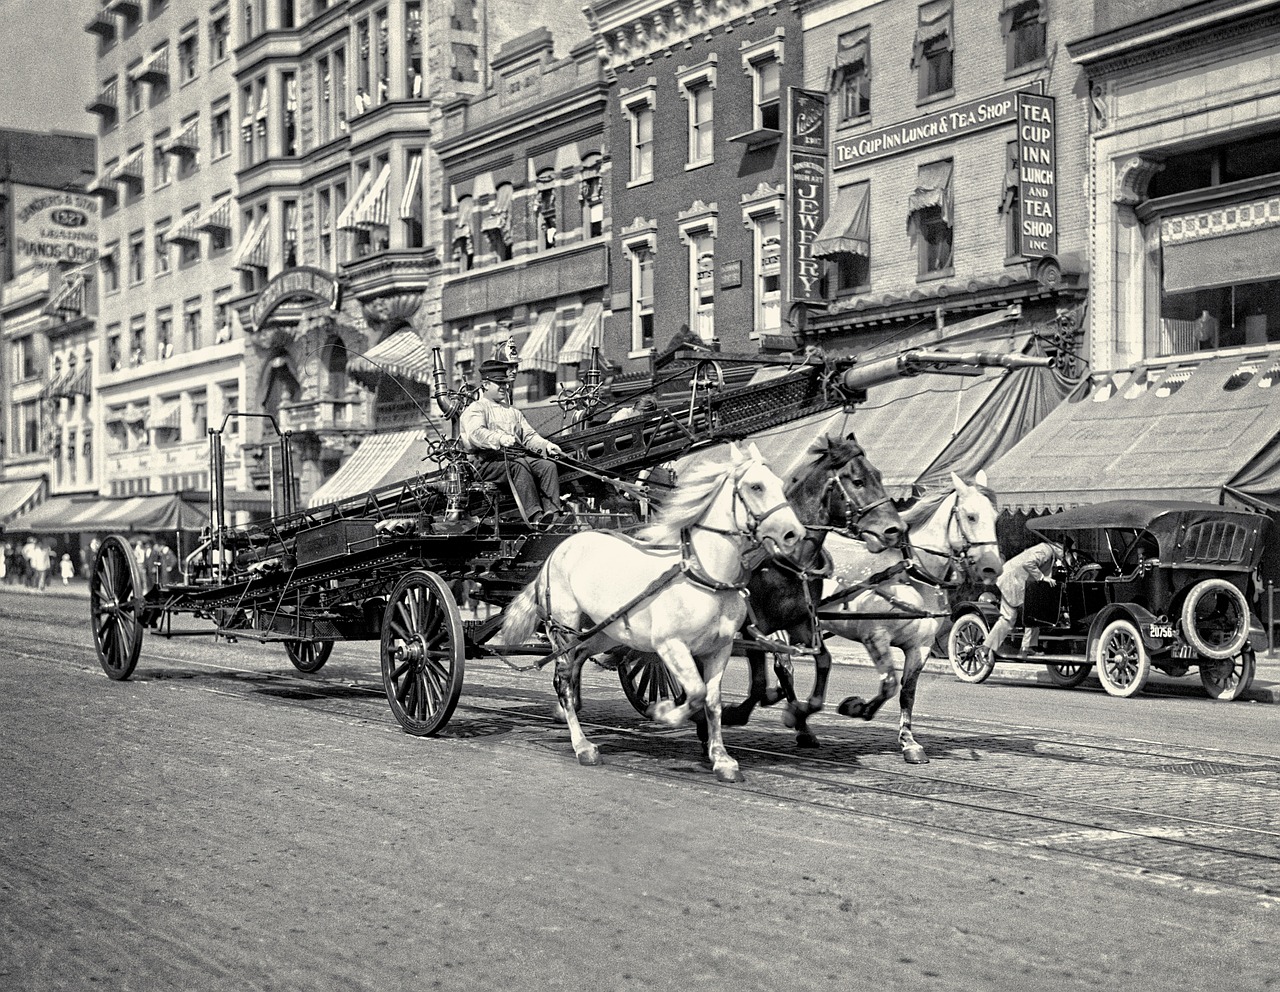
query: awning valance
[
  {"left": 912, "top": 0, "right": 953, "bottom": 66},
  {"left": 1001, "top": 0, "right": 1048, "bottom": 31},
  {"left": 43, "top": 274, "right": 87, "bottom": 317},
  {"left": 338, "top": 170, "right": 374, "bottom": 230},
  {"left": 813, "top": 183, "right": 870, "bottom": 259},
  {"left": 308, "top": 429, "right": 426, "bottom": 507},
  {"left": 196, "top": 195, "right": 232, "bottom": 232},
  {"left": 519, "top": 311, "right": 559, "bottom": 374},
  {"left": 907, "top": 160, "right": 953, "bottom": 232},
  {"left": 400, "top": 153, "right": 423, "bottom": 221},
  {"left": 986, "top": 348, "right": 1280, "bottom": 510},
  {"left": 233, "top": 215, "right": 270, "bottom": 271},
  {"left": 355, "top": 164, "right": 391, "bottom": 229},
  {"left": 349, "top": 329, "right": 433, "bottom": 388},
  {"left": 557, "top": 302, "right": 604, "bottom": 366},
  {"left": 0, "top": 478, "right": 46, "bottom": 525},
  {"left": 829, "top": 26, "right": 870, "bottom": 90}
]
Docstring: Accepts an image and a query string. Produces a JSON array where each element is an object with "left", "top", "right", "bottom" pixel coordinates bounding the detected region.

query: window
[
  {"left": 451, "top": 42, "right": 478, "bottom": 82},
  {"left": 179, "top": 31, "right": 198, "bottom": 83},
  {"left": 910, "top": 159, "right": 954, "bottom": 276},
  {"left": 814, "top": 181, "right": 872, "bottom": 294},
  {"left": 406, "top": 1, "right": 423, "bottom": 97},
  {"left": 282, "top": 71, "right": 297, "bottom": 156},
  {"left": 191, "top": 390, "right": 208, "bottom": 438},
  {"left": 179, "top": 209, "right": 202, "bottom": 266},
  {"left": 913, "top": 1, "right": 954, "bottom": 101},
  {"left": 357, "top": 18, "right": 371, "bottom": 106},
  {"left": 283, "top": 199, "right": 298, "bottom": 268},
  {"left": 154, "top": 219, "right": 171, "bottom": 276},
  {"left": 15, "top": 401, "right": 40, "bottom": 455},
  {"left": 176, "top": 116, "right": 200, "bottom": 179},
  {"left": 129, "top": 231, "right": 145, "bottom": 284},
  {"left": 222, "top": 384, "right": 240, "bottom": 435},
  {"left": 154, "top": 132, "right": 171, "bottom": 187},
  {"left": 126, "top": 73, "right": 143, "bottom": 116},
  {"left": 332, "top": 181, "right": 349, "bottom": 263},
  {"left": 102, "top": 245, "right": 119, "bottom": 293},
  {"left": 318, "top": 187, "right": 333, "bottom": 268},
  {"left": 752, "top": 56, "right": 781, "bottom": 131},
  {"left": 535, "top": 174, "right": 557, "bottom": 250},
  {"left": 317, "top": 55, "right": 332, "bottom": 143},
  {"left": 833, "top": 28, "right": 870, "bottom": 124},
  {"left": 624, "top": 232, "right": 656, "bottom": 353},
  {"left": 1002, "top": 141, "right": 1021, "bottom": 258},
  {"left": 623, "top": 86, "right": 655, "bottom": 185},
  {"left": 212, "top": 104, "right": 231, "bottom": 159},
  {"left": 210, "top": 14, "right": 229, "bottom": 63},
  {"left": 107, "top": 326, "right": 122, "bottom": 371},
  {"left": 184, "top": 299, "right": 202, "bottom": 351},
  {"left": 581, "top": 159, "right": 604, "bottom": 238},
  {"left": 154, "top": 394, "right": 181, "bottom": 447},
  {"left": 129, "top": 316, "right": 146, "bottom": 366},
  {"left": 242, "top": 78, "right": 267, "bottom": 167},
  {"left": 452, "top": 195, "right": 474, "bottom": 271},
  {"left": 678, "top": 62, "right": 716, "bottom": 167},
  {"left": 11, "top": 336, "right": 37, "bottom": 382},
  {"left": 157, "top": 308, "right": 174, "bottom": 359},
  {"left": 214, "top": 288, "right": 233, "bottom": 343},
  {"left": 243, "top": 0, "right": 256, "bottom": 39},
  {"left": 1004, "top": 0, "right": 1046, "bottom": 72},
  {"left": 753, "top": 214, "right": 782, "bottom": 334},
  {"left": 691, "top": 232, "right": 715, "bottom": 341},
  {"left": 375, "top": 7, "right": 390, "bottom": 103}
]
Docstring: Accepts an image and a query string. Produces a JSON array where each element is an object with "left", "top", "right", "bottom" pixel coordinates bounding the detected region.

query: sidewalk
[{"left": 7, "top": 580, "right": 1277, "bottom": 703}]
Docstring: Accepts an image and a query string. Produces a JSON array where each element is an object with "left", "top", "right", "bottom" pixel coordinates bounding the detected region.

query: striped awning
[
  {"left": 43, "top": 274, "right": 87, "bottom": 317},
  {"left": 106, "top": 402, "right": 149, "bottom": 426},
  {"left": 133, "top": 47, "right": 169, "bottom": 84},
  {"left": 112, "top": 150, "right": 144, "bottom": 188},
  {"left": 400, "top": 153, "right": 423, "bottom": 221},
  {"left": 0, "top": 478, "right": 46, "bottom": 525},
  {"left": 65, "top": 365, "right": 92, "bottom": 396},
  {"left": 556, "top": 302, "right": 603, "bottom": 365},
  {"left": 308, "top": 429, "right": 425, "bottom": 507},
  {"left": 165, "top": 118, "right": 199, "bottom": 156},
  {"left": 233, "top": 215, "right": 270, "bottom": 270},
  {"left": 349, "top": 328, "right": 432, "bottom": 388},
  {"left": 152, "top": 399, "right": 182, "bottom": 431},
  {"left": 356, "top": 164, "right": 392, "bottom": 229},
  {"left": 337, "top": 170, "right": 374, "bottom": 230},
  {"left": 197, "top": 195, "right": 232, "bottom": 232},
  {"left": 519, "top": 311, "right": 559, "bottom": 374},
  {"left": 167, "top": 209, "right": 203, "bottom": 244},
  {"left": 40, "top": 374, "right": 69, "bottom": 399},
  {"left": 88, "top": 172, "right": 119, "bottom": 203}
]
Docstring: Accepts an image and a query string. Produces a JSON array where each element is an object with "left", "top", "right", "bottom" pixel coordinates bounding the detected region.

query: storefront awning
[
  {"left": 1162, "top": 211, "right": 1280, "bottom": 295},
  {"left": 349, "top": 329, "right": 433, "bottom": 389},
  {"left": 557, "top": 302, "right": 604, "bottom": 366},
  {"left": 308, "top": 429, "right": 428, "bottom": 508},
  {"left": 355, "top": 164, "right": 391, "bottom": 229},
  {"left": 11, "top": 493, "right": 207, "bottom": 534},
  {"left": 519, "top": 311, "right": 559, "bottom": 374},
  {"left": 813, "top": 183, "right": 870, "bottom": 259},
  {"left": 986, "top": 348, "right": 1280, "bottom": 510},
  {"left": 0, "top": 478, "right": 45, "bottom": 525},
  {"left": 233, "top": 215, "right": 269, "bottom": 271}
]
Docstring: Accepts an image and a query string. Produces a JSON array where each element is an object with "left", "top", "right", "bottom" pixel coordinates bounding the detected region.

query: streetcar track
[{"left": 6, "top": 626, "right": 1279, "bottom": 898}]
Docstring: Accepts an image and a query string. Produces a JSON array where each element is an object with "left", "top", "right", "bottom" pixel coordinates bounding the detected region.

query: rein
[{"left": 904, "top": 492, "right": 998, "bottom": 588}]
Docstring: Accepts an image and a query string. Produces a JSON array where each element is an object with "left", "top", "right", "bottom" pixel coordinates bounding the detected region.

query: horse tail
[{"left": 501, "top": 569, "right": 544, "bottom": 645}]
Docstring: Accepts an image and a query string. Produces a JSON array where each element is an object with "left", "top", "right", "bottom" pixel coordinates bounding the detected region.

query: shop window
[
  {"left": 832, "top": 28, "right": 870, "bottom": 124},
  {"left": 912, "top": 1, "right": 954, "bottom": 102},
  {"left": 1003, "top": 0, "right": 1047, "bottom": 72},
  {"left": 1159, "top": 281, "right": 1280, "bottom": 356}
]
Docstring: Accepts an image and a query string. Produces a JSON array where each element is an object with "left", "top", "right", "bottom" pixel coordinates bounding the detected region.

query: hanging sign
[
  {"left": 1016, "top": 92, "right": 1057, "bottom": 258},
  {"left": 11, "top": 184, "right": 100, "bottom": 274},
  {"left": 789, "top": 88, "right": 828, "bottom": 303}
]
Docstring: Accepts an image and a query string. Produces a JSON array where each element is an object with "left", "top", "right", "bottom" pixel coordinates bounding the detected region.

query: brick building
[{"left": 585, "top": 0, "right": 807, "bottom": 368}]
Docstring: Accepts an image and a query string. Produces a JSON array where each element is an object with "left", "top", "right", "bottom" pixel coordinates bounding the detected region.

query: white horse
[
  {"left": 501, "top": 442, "right": 804, "bottom": 782},
  {"left": 822, "top": 471, "right": 1003, "bottom": 764}
]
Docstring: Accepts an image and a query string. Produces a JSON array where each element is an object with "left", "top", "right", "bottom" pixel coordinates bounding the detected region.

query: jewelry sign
[
  {"left": 789, "top": 88, "right": 828, "bottom": 303},
  {"left": 1016, "top": 92, "right": 1057, "bottom": 258}
]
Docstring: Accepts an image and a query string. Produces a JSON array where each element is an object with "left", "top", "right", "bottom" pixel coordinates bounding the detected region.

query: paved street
[{"left": 2, "top": 586, "right": 1278, "bottom": 992}]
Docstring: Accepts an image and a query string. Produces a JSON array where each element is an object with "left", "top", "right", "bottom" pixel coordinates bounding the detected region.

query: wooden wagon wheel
[
  {"left": 285, "top": 639, "right": 334, "bottom": 674},
  {"left": 617, "top": 648, "right": 686, "bottom": 714},
  {"left": 89, "top": 534, "right": 146, "bottom": 681},
  {"left": 380, "top": 570, "right": 465, "bottom": 736}
]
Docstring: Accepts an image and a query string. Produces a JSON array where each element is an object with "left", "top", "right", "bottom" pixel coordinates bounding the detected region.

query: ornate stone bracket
[
  {"left": 360, "top": 291, "right": 424, "bottom": 340},
  {"left": 1114, "top": 155, "right": 1165, "bottom": 207}
]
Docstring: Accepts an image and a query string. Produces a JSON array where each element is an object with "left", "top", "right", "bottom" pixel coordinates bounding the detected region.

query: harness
[{"left": 902, "top": 493, "right": 999, "bottom": 589}]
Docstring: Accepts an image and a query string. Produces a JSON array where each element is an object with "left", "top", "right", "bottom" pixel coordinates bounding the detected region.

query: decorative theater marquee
[
  {"left": 832, "top": 81, "right": 1045, "bottom": 169},
  {"left": 11, "top": 183, "right": 100, "bottom": 274},
  {"left": 251, "top": 266, "right": 342, "bottom": 329}
]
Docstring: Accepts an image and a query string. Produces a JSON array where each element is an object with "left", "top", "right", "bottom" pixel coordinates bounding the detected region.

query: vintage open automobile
[{"left": 946, "top": 500, "right": 1268, "bottom": 700}]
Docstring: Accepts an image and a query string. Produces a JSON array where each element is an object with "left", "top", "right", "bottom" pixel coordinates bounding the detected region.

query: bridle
[
  {"left": 908, "top": 490, "right": 1000, "bottom": 585},
  {"left": 817, "top": 465, "right": 894, "bottom": 540},
  {"left": 691, "top": 462, "right": 795, "bottom": 559}
]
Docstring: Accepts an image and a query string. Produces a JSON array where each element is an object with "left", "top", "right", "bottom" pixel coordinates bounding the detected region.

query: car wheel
[
  {"left": 1094, "top": 618, "right": 1150, "bottom": 698},
  {"left": 947, "top": 612, "right": 995, "bottom": 684},
  {"left": 1199, "top": 646, "right": 1256, "bottom": 701},
  {"left": 1045, "top": 662, "right": 1093, "bottom": 688},
  {"left": 1180, "top": 578, "right": 1251, "bottom": 660}
]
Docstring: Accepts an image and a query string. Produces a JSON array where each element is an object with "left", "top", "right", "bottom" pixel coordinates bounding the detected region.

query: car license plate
[{"left": 1148, "top": 623, "right": 1175, "bottom": 638}]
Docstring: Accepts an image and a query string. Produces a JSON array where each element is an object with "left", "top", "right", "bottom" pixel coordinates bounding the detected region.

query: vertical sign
[
  {"left": 1016, "top": 92, "right": 1057, "bottom": 258},
  {"left": 788, "top": 88, "right": 828, "bottom": 303}
]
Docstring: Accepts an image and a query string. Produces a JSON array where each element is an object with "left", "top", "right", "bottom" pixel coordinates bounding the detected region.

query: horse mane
[
  {"left": 901, "top": 482, "right": 999, "bottom": 528},
  {"left": 637, "top": 454, "right": 737, "bottom": 543}
]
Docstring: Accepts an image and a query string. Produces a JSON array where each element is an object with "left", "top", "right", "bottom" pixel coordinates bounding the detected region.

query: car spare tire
[{"left": 1180, "top": 578, "right": 1251, "bottom": 660}]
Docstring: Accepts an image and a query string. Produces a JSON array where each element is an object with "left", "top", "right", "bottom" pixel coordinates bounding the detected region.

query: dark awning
[
  {"left": 813, "top": 183, "right": 870, "bottom": 259},
  {"left": 986, "top": 348, "right": 1280, "bottom": 510},
  {"left": 829, "top": 26, "right": 869, "bottom": 90}
]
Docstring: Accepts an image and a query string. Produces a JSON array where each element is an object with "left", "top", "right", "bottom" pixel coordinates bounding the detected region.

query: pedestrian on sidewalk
[{"left": 60, "top": 553, "right": 75, "bottom": 585}]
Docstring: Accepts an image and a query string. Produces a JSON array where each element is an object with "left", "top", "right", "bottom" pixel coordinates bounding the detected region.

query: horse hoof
[
  {"left": 647, "top": 700, "right": 673, "bottom": 722},
  {"left": 837, "top": 696, "right": 867, "bottom": 719},
  {"left": 796, "top": 733, "right": 820, "bottom": 749},
  {"left": 577, "top": 748, "right": 602, "bottom": 766},
  {"left": 903, "top": 746, "right": 929, "bottom": 765},
  {"left": 714, "top": 766, "right": 745, "bottom": 784},
  {"left": 721, "top": 705, "right": 751, "bottom": 727}
]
